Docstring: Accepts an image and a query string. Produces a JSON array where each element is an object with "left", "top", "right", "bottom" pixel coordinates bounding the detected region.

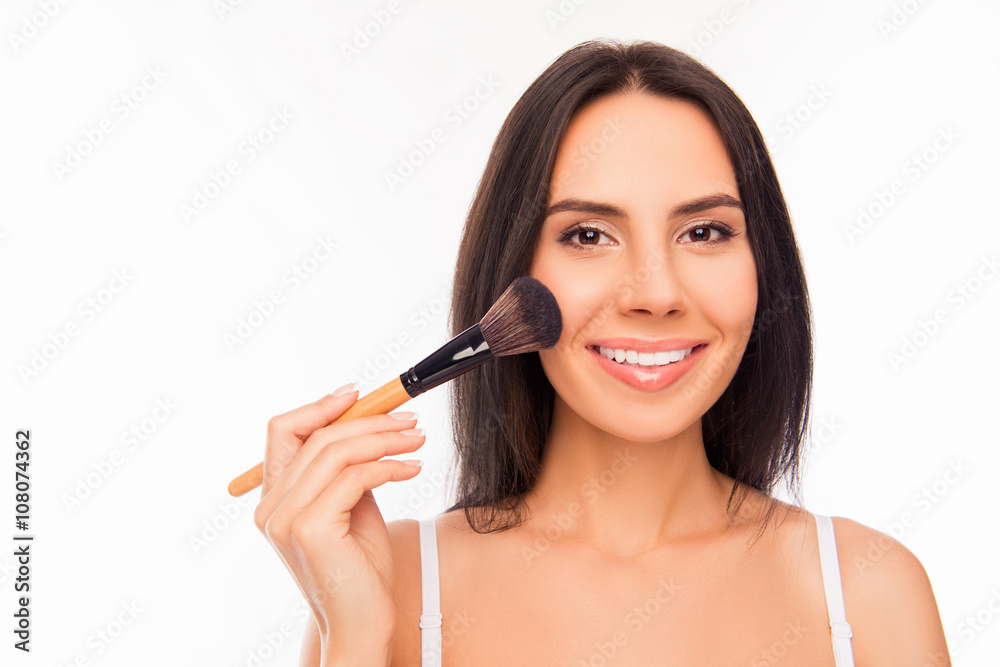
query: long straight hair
[{"left": 445, "top": 39, "right": 812, "bottom": 542}]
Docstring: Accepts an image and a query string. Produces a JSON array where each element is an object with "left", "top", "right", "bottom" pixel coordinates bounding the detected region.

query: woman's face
[{"left": 529, "top": 92, "right": 757, "bottom": 442}]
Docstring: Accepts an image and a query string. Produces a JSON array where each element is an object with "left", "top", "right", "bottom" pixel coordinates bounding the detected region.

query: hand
[{"left": 253, "top": 383, "right": 425, "bottom": 650}]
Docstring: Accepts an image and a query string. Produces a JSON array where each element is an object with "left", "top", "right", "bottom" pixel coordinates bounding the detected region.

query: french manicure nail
[
  {"left": 389, "top": 411, "right": 418, "bottom": 421},
  {"left": 400, "top": 428, "right": 426, "bottom": 437},
  {"left": 332, "top": 382, "right": 359, "bottom": 397},
  {"left": 401, "top": 459, "right": 423, "bottom": 467}
]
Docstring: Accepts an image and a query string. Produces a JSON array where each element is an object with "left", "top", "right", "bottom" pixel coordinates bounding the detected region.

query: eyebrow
[{"left": 544, "top": 193, "right": 744, "bottom": 220}]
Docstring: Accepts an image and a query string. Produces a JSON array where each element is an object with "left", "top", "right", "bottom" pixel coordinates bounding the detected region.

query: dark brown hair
[{"left": 445, "top": 39, "right": 812, "bottom": 541}]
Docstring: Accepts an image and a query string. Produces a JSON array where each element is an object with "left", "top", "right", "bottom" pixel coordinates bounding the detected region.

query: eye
[
  {"left": 557, "top": 223, "right": 616, "bottom": 249},
  {"left": 678, "top": 221, "right": 737, "bottom": 246}
]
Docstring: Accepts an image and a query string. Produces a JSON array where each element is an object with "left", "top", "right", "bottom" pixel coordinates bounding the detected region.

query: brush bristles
[{"left": 478, "top": 276, "right": 562, "bottom": 357}]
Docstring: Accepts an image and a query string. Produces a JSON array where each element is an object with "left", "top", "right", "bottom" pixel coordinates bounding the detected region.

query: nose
[{"left": 615, "top": 242, "right": 687, "bottom": 318}]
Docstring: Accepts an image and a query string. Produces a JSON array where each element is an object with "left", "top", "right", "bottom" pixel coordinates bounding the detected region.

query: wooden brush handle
[{"left": 227, "top": 377, "right": 415, "bottom": 497}]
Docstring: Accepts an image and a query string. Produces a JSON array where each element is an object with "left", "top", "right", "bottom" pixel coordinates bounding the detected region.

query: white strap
[
  {"left": 418, "top": 518, "right": 442, "bottom": 667},
  {"left": 814, "top": 513, "right": 855, "bottom": 667}
]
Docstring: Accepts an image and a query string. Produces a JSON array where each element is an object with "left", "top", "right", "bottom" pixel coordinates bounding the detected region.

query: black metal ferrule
[{"left": 399, "top": 323, "right": 495, "bottom": 397}]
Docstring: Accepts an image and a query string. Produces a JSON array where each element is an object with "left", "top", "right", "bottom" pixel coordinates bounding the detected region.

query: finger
[
  {"left": 262, "top": 385, "right": 360, "bottom": 495},
  {"left": 277, "top": 428, "right": 426, "bottom": 517},
  {"left": 291, "top": 459, "right": 425, "bottom": 547},
  {"left": 261, "top": 413, "right": 419, "bottom": 514},
  {"left": 264, "top": 429, "right": 426, "bottom": 539}
]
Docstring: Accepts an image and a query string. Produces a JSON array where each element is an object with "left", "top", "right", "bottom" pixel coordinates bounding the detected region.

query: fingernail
[
  {"left": 400, "top": 428, "right": 426, "bottom": 437},
  {"left": 389, "top": 411, "right": 418, "bottom": 421},
  {"left": 401, "top": 459, "right": 423, "bottom": 467},
  {"left": 332, "top": 382, "right": 359, "bottom": 397}
]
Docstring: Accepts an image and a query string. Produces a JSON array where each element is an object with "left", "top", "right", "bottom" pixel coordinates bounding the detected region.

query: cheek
[
  {"left": 530, "top": 248, "right": 617, "bottom": 349},
  {"left": 684, "top": 254, "right": 758, "bottom": 339}
]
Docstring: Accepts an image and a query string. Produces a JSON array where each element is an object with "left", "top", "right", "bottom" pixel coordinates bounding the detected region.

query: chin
[
  {"left": 545, "top": 373, "right": 708, "bottom": 445},
  {"left": 600, "top": 419, "right": 700, "bottom": 444}
]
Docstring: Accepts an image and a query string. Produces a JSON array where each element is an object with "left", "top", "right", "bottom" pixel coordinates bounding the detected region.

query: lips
[
  {"left": 587, "top": 337, "right": 708, "bottom": 353},
  {"left": 587, "top": 342, "right": 707, "bottom": 391},
  {"left": 593, "top": 345, "right": 696, "bottom": 367}
]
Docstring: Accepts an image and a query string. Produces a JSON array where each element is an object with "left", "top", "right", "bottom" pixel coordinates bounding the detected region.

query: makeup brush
[{"left": 227, "top": 276, "right": 562, "bottom": 497}]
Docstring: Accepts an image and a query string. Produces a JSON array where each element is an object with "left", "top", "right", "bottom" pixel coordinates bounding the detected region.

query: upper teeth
[{"left": 597, "top": 346, "right": 695, "bottom": 367}]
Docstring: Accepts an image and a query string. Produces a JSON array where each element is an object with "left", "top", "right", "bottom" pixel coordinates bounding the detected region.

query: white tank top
[{"left": 417, "top": 511, "right": 854, "bottom": 665}]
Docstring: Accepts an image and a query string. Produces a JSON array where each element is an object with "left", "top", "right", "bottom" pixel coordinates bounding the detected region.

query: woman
[{"left": 254, "top": 40, "right": 950, "bottom": 665}]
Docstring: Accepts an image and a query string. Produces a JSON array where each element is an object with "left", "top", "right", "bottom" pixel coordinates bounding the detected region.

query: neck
[{"left": 521, "top": 395, "right": 736, "bottom": 559}]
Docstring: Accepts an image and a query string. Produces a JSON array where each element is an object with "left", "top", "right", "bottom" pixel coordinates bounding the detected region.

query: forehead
[{"left": 549, "top": 92, "right": 738, "bottom": 205}]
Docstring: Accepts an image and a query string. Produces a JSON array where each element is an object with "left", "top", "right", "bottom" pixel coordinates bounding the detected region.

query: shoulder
[
  {"left": 732, "top": 497, "right": 952, "bottom": 664},
  {"left": 828, "top": 516, "right": 951, "bottom": 664},
  {"left": 384, "top": 512, "right": 474, "bottom": 666},
  {"left": 385, "top": 520, "right": 421, "bottom": 601},
  {"left": 386, "top": 517, "right": 421, "bottom": 562},
  {"left": 386, "top": 519, "right": 421, "bottom": 666},
  {"left": 830, "top": 515, "right": 934, "bottom": 603}
]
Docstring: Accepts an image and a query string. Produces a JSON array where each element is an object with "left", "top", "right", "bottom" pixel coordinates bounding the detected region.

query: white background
[{"left": 2, "top": 0, "right": 998, "bottom": 665}]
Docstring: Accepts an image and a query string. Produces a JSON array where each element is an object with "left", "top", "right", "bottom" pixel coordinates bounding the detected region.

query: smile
[
  {"left": 585, "top": 342, "right": 708, "bottom": 391},
  {"left": 593, "top": 345, "right": 695, "bottom": 367}
]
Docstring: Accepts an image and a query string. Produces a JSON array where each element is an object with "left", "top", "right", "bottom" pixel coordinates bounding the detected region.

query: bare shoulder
[
  {"left": 725, "top": 490, "right": 952, "bottom": 665},
  {"left": 829, "top": 516, "right": 951, "bottom": 665},
  {"left": 384, "top": 512, "right": 474, "bottom": 666},
  {"left": 385, "top": 519, "right": 421, "bottom": 667},
  {"left": 386, "top": 517, "right": 421, "bottom": 563}
]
